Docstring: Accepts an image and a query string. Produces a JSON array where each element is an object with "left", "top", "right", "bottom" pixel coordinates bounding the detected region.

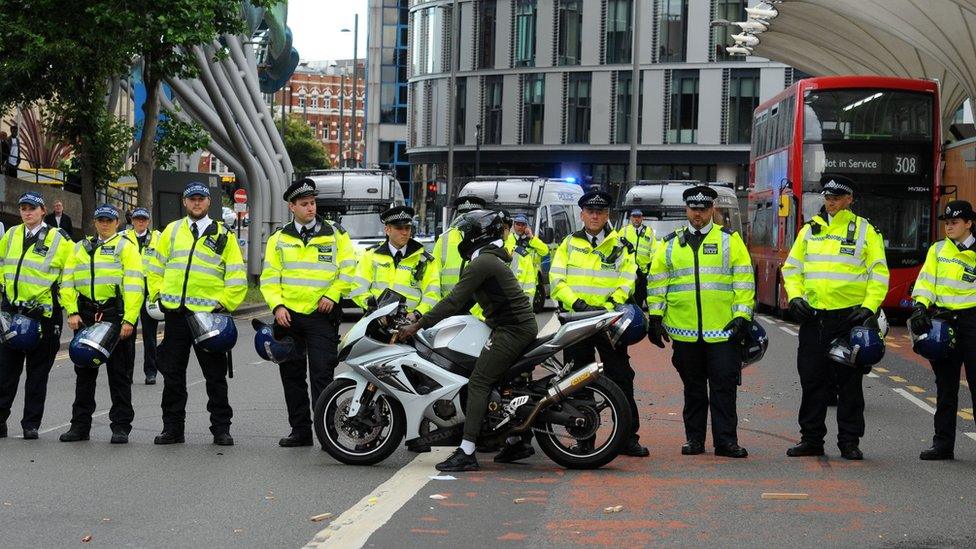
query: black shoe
[
  {"left": 406, "top": 443, "right": 431, "bottom": 453},
  {"left": 435, "top": 448, "right": 479, "bottom": 472},
  {"left": 0, "top": 424, "right": 6, "bottom": 438},
  {"left": 145, "top": 375, "right": 157, "bottom": 385},
  {"left": 213, "top": 433, "right": 234, "bottom": 446},
  {"left": 22, "top": 428, "right": 38, "bottom": 440},
  {"left": 278, "top": 433, "right": 313, "bottom": 447},
  {"left": 714, "top": 444, "right": 748, "bottom": 458},
  {"left": 786, "top": 441, "right": 824, "bottom": 457},
  {"left": 111, "top": 432, "right": 129, "bottom": 444},
  {"left": 681, "top": 440, "right": 705, "bottom": 455},
  {"left": 153, "top": 430, "right": 185, "bottom": 445},
  {"left": 494, "top": 441, "right": 535, "bottom": 463},
  {"left": 838, "top": 442, "right": 863, "bottom": 460},
  {"left": 59, "top": 428, "right": 90, "bottom": 442},
  {"left": 919, "top": 446, "right": 954, "bottom": 461},
  {"left": 622, "top": 439, "right": 650, "bottom": 457}
]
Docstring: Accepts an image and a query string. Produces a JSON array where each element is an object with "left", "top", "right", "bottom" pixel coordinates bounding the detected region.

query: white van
[
  {"left": 307, "top": 169, "right": 434, "bottom": 252},
  {"left": 616, "top": 180, "right": 743, "bottom": 238},
  {"left": 456, "top": 177, "right": 584, "bottom": 310}
]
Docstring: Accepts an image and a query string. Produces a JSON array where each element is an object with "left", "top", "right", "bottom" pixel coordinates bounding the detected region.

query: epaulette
[
  {"left": 618, "top": 238, "right": 635, "bottom": 254},
  {"left": 422, "top": 250, "right": 434, "bottom": 262},
  {"left": 368, "top": 241, "right": 384, "bottom": 251},
  {"left": 58, "top": 228, "right": 72, "bottom": 239},
  {"left": 271, "top": 226, "right": 283, "bottom": 234},
  {"left": 332, "top": 223, "right": 347, "bottom": 235},
  {"left": 721, "top": 226, "right": 736, "bottom": 235},
  {"left": 662, "top": 231, "right": 679, "bottom": 242}
]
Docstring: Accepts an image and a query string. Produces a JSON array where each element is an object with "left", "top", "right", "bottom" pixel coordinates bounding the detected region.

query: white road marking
[
  {"left": 304, "top": 448, "right": 450, "bottom": 548},
  {"left": 757, "top": 316, "right": 776, "bottom": 325},
  {"left": 779, "top": 327, "right": 799, "bottom": 336},
  {"left": 965, "top": 433, "right": 976, "bottom": 443},
  {"left": 866, "top": 372, "right": 879, "bottom": 378},
  {"left": 40, "top": 409, "right": 110, "bottom": 434},
  {"left": 893, "top": 388, "right": 936, "bottom": 415}
]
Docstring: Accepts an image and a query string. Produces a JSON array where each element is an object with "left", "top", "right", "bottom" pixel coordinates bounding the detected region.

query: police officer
[
  {"left": 432, "top": 195, "right": 487, "bottom": 298},
  {"left": 910, "top": 200, "right": 976, "bottom": 460},
  {"left": 122, "top": 207, "right": 162, "bottom": 385},
  {"left": 59, "top": 205, "right": 143, "bottom": 444},
  {"left": 782, "top": 175, "right": 889, "bottom": 460},
  {"left": 350, "top": 206, "right": 440, "bottom": 316},
  {"left": 512, "top": 213, "right": 550, "bottom": 272},
  {"left": 260, "top": 179, "right": 356, "bottom": 447},
  {"left": 147, "top": 182, "right": 247, "bottom": 446},
  {"left": 621, "top": 209, "right": 656, "bottom": 308},
  {"left": 646, "top": 187, "right": 754, "bottom": 458},
  {"left": 0, "top": 192, "right": 73, "bottom": 439},
  {"left": 550, "top": 190, "right": 648, "bottom": 457}
]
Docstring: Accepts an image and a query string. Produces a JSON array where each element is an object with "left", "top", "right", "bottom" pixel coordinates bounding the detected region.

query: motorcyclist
[{"left": 398, "top": 210, "right": 538, "bottom": 472}]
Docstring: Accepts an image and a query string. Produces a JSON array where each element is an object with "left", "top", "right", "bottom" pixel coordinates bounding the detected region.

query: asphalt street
[{"left": 1, "top": 309, "right": 975, "bottom": 548}]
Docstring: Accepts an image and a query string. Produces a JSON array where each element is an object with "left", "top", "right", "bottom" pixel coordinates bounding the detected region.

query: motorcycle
[{"left": 312, "top": 293, "right": 634, "bottom": 469}]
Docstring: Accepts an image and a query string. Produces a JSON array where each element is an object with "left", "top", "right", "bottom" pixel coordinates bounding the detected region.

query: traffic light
[{"left": 426, "top": 182, "right": 437, "bottom": 201}]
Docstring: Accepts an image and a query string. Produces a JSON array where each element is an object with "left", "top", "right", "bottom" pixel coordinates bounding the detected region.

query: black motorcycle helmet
[{"left": 456, "top": 209, "right": 505, "bottom": 260}]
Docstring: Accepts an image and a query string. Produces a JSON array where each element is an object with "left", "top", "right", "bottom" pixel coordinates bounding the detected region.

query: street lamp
[{"left": 341, "top": 15, "right": 359, "bottom": 168}]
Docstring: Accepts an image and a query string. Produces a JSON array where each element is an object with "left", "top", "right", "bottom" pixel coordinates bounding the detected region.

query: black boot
[
  {"left": 919, "top": 446, "right": 954, "bottom": 460},
  {"left": 279, "top": 432, "right": 313, "bottom": 447},
  {"left": 622, "top": 437, "right": 649, "bottom": 457},
  {"left": 786, "top": 441, "right": 824, "bottom": 457},
  {"left": 154, "top": 430, "right": 185, "bottom": 445},
  {"left": 838, "top": 442, "right": 863, "bottom": 460},
  {"left": 494, "top": 440, "right": 535, "bottom": 463},
  {"left": 59, "top": 428, "right": 90, "bottom": 442},
  {"left": 0, "top": 423, "right": 6, "bottom": 438},
  {"left": 213, "top": 432, "right": 235, "bottom": 446},
  {"left": 22, "top": 428, "right": 38, "bottom": 440},
  {"left": 681, "top": 440, "right": 705, "bottom": 455},
  {"left": 714, "top": 443, "right": 748, "bottom": 458},
  {"left": 435, "top": 448, "right": 479, "bottom": 472}
]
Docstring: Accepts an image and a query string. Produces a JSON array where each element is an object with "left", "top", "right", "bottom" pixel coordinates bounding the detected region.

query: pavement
[{"left": 1, "top": 310, "right": 975, "bottom": 548}]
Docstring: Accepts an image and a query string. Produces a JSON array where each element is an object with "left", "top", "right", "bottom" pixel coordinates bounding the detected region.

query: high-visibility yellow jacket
[
  {"left": 0, "top": 224, "right": 73, "bottom": 318},
  {"left": 432, "top": 227, "right": 463, "bottom": 297},
  {"left": 61, "top": 232, "right": 144, "bottom": 325},
  {"left": 621, "top": 224, "right": 656, "bottom": 272},
  {"left": 124, "top": 228, "right": 162, "bottom": 294},
  {"left": 349, "top": 239, "right": 440, "bottom": 314},
  {"left": 911, "top": 238, "right": 976, "bottom": 311},
  {"left": 647, "top": 225, "right": 754, "bottom": 343},
  {"left": 550, "top": 226, "right": 637, "bottom": 311},
  {"left": 783, "top": 208, "right": 889, "bottom": 312},
  {"left": 512, "top": 232, "right": 550, "bottom": 272},
  {"left": 147, "top": 218, "right": 247, "bottom": 312},
  {"left": 260, "top": 220, "right": 356, "bottom": 314}
]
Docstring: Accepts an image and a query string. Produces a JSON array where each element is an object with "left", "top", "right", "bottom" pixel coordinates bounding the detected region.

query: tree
[
  {"left": 153, "top": 108, "right": 211, "bottom": 170},
  {"left": 128, "top": 0, "right": 275, "bottom": 210},
  {"left": 278, "top": 114, "right": 330, "bottom": 177}
]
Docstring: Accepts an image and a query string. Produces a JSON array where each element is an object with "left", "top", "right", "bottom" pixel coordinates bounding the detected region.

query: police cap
[
  {"left": 284, "top": 179, "right": 317, "bottom": 202},
  {"left": 820, "top": 175, "right": 855, "bottom": 196},
  {"left": 682, "top": 186, "right": 718, "bottom": 209},
  {"left": 938, "top": 200, "right": 975, "bottom": 221},
  {"left": 381, "top": 205, "right": 415, "bottom": 226},
  {"left": 578, "top": 190, "right": 612, "bottom": 210}
]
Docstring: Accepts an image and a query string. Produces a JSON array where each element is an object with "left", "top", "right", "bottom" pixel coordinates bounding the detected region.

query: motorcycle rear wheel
[
  {"left": 313, "top": 379, "right": 406, "bottom": 465},
  {"left": 534, "top": 377, "right": 632, "bottom": 469}
]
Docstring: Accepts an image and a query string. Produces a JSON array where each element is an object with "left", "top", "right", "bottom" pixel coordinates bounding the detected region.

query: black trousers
[
  {"left": 69, "top": 309, "right": 133, "bottom": 433},
  {"left": 671, "top": 340, "right": 740, "bottom": 447},
  {"left": 796, "top": 308, "right": 865, "bottom": 446},
  {"left": 464, "top": 324, "right": 537, "bottom": 442},
  {"left": 278, "top": 309, "right": 340, "bottom": 435},
  {"left": 930, "top": 310, "right": 976, "bottom": 451},
  {"left": 564, "top": 334, "right": 640, "bottom": 441},
  {"left": 122, "top": 303, "right": 159, "bottom": 380},
  {"left": 157, "top": 311, "right": 232, "bottom": 435},
  {"left": 632, "top": 270, "right": 648, "bottom": 310},
  {"left": 0, "top": 313, "right": 62, "bottom": 429}
]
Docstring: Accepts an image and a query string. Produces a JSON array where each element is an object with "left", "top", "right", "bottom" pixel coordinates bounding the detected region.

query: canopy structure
[{"left": 725, "top": 0, "right": 976, "bottom": 129}]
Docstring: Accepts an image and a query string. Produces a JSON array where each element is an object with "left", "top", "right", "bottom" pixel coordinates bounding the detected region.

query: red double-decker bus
[{"left": 747, "top": 76, "right": 941, "bottom": 315}]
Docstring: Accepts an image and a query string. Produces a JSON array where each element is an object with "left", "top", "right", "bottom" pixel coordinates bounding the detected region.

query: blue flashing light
[{"left": 566, "top": 176, "right": 577, "bottom": 184}]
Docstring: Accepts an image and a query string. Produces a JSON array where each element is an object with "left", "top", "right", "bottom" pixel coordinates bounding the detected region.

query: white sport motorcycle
[{"left": 312, "top": 294, "right": 634, "bottom": 469}]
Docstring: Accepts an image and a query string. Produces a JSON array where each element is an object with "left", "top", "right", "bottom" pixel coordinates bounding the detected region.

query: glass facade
[
  {"left": 659, "top": 0, "right": 688, "bottom": 62},
  {"left": 515, "top": 0, "right": 537, "bottom": 67},
  {"left": 379, "top": 0, "right": 410, "bottom": 199},
  {"left": 668, "top": 69, "right": 699, "bottom": 144},
  {"left": 522, "top": 73, "right": 545, "bottom": 144},
  {"left": 557, "top": 0, "right": 582, "bottom": 66},
  {"left": 378, "top": 140, "right": 411, "bottom": 200},
  {"left": 728, "top": 68, "right": 759, "bottom": 144},
  {"left": 454, "top": 77, "right": 466, "bottom": 145},
  {"left": 614, "top": 71, "right": 643, "bottom": 144},
  {"left": 484, "top": 75, "right": 504, "bottom": 144},
  {"left": 605, "top": 0, "right": 632, "bottom": 64},
  {"left": 566, "top": 72, "right": 591, "bottom": 144},
  {"left": 479, "top": 0, "right": 497, "bottom": 69},
  {"left": 712, "top": 0, "right": 747, "bottom": 61}
]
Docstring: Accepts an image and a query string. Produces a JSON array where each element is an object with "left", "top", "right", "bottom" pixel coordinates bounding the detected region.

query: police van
[
  {"left": 456, "top": 176, "right": 584, "bottom": 311},
  {"left": 307, "top": 169, "right": 433, "bottom": 253},
  {"left": 616, "top": 180, "right": 743, "bottom": 238}
]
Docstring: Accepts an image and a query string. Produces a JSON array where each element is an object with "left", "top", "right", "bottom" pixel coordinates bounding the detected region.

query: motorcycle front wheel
[
  {"left": 534, "top": 377, "right": 633, "bottom": 469},
  {"left": 313, "top": 378, "right": 406, "bottom": 465}
]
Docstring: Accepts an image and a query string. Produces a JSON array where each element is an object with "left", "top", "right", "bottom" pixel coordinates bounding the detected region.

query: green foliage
[
  {"left": 279, "top": 114, "right": 330, "bottom": 177},
  {"left": 154, "top": 109, "right": 211, "bottom": 170}
]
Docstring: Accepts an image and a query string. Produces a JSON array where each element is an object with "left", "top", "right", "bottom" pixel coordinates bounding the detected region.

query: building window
[
  {"left": 557, "top": 0, "right": 582, "bottom": 66},
  {"left": 566, "top": 73, "right": 591, "bottom": 144},
  {"left": 668, "top": 69, "right": 699, "bottom": 144},
  {"left": 605, "top": 0, "right": 632, "bottom": 64},
  {"left": 426, "top": 6, "right": 446, "bottom": 74},
  {"left": 615, "top": 72, "right": 642, "bottom": 144},
  {"left": 484, "top": 75, "right": 504, "bottom": 145},
  {"left": 659, "top": 0, "right": 688, "bottom": 62},
  {"left": 479, "top": 0, "right": 497, "bottom": 69},
  {"left": 515, "top": 0, "right": 537, "bottom": 67},
  {"left": 311, "top": 95, "right": 319, "bottom": 108},
  {"left": 712, "top": 0, "right": 747, "bottom": 61},
  {"left": 728, "top": 69, "right": 760, "bottom": 144},
  {"left": 298, "top": 95, "right": 306, "bottom": 109},
  {"left": 522, "top": 73, "right": 545, "bottom": 144},
  {"left": 455, "top": 78, "right": 466, "bottom": 145}
]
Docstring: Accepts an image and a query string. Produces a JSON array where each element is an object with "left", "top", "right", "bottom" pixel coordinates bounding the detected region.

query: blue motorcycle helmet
[
  {"left": 828, "top": 325, "right": 886, "bottom": 371},
  {"left": 739, "top": 320, "right": 768, "bottom": 367},
  {"left": 69, "top": 322, "right": 121, "bottom": 368},
  {"left": 0, "top": 312, "right": 42, "bottom": 352},
  {"left": 251, "top": 318, "right": 305, "bottom": 364},
  {"left": 188, "top": 312, "right": 238, "bottom": 353},
  {"left": 608, "top": 304, "right": 647, "bottom": 347},
  {"left": 912, "top": 318, "right": 956, "bottom": 361}
]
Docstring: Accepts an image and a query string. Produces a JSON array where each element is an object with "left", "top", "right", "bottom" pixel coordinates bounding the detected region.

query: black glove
[
  {"left": 789, "top": 298, "right": 815, "bottom": 323},
  {"left": 646, "top": 316, "right": 670, "bottom": 348},
  {"left": 723, "top": 317, "right": 751, "bottom": 343},
  {"left": 908, "top": 304, "right": 932, "bottom": 336},
  {"left": 572, "top": 299, "right": 604, "bottom": 312},
  {"left": 845, "top": 306, "right": 874, "bottom": 328}
]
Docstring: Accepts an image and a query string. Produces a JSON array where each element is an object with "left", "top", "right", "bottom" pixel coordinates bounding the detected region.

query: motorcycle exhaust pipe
[{"left": 511, "top": 362, "right": 603, "bottom": 432}]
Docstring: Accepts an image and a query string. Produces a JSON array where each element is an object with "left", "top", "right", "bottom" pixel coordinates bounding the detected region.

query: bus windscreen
[{"left": 804, "top": 90, "right": 933, "bottom": 142}]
